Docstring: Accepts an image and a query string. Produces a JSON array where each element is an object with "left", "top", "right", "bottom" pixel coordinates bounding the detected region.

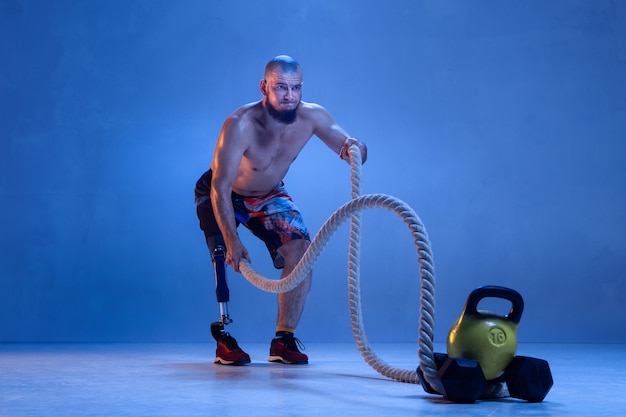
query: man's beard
[{"left": 267, "top": 102, "right": 299, "bottom": 124}]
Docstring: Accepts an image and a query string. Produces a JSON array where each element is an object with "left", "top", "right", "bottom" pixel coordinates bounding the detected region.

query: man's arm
[
  {"left": 311, "top": 104, "right": 367, "bottom": 164},
  {"left": 210, "top": 116, "right": 251, "bottom": 272}
]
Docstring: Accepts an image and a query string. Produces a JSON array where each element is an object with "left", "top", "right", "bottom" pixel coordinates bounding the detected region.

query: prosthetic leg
[
  {"left": 206, "top": 235, "right": 232, "bottom": 341},
  {"left": 205, "top": 234, "right": 251, "bottom": 365}
]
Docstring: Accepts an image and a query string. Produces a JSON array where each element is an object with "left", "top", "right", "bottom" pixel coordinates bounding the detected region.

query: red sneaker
[
  {"left": 268, "top": 334, "right": 308, "bottom": 364},
  {"left": 214, "top": 333, "right": 251, "bottom": 366}
]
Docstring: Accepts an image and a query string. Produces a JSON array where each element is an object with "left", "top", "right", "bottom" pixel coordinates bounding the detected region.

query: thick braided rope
[{"left": 238, "top": 146, "right": 443, "bottom": 392}]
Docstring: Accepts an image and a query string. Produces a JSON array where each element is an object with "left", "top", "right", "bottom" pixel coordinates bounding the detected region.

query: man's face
[{"left": 262, "top": 69, "right": 303, "bottom": 124}]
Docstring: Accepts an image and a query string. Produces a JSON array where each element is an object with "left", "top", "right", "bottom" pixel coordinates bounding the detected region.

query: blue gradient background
[{"left": 1, "top": 0, "right": 625, "bottom": 344}]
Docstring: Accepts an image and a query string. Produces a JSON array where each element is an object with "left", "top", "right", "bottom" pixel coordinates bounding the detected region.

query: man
[{"left": 195, "top": 55, "right": 367, "bottom": 366}]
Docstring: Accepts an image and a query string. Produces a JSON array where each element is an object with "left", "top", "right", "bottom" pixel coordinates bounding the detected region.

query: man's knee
[
  {"left": 205, "top": 234, "right": 226, "bottom": 257},
  {"left": 278, "top": 239, "right": 310, "bottom": 264}
]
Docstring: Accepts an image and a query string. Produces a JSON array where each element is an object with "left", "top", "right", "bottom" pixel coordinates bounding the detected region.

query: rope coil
[{"left": 238, "top": 145, "right": 443, "bottom": 393}]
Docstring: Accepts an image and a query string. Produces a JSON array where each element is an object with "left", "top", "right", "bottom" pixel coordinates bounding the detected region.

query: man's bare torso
[{"left": 211, "top": 100, "right": 322, "bottom": 197}]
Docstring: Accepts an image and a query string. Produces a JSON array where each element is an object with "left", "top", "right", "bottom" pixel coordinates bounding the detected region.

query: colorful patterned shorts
[{"left": 195, "top": 170, "right": 310, "bottom": 269}]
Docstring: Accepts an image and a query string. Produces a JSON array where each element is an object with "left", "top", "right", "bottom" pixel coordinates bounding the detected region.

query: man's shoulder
[
  {"left": 298, "top": 101, "right": 331, "bottom": 120},
  {"left": 221, "top": 102, "right": 262, "bottom": 131},
  {"left": 298, "top": 101, "right": 333, "bottom": 126},
  {"left": 229, "top": 101, "right": 262, "bottom": 119},
  {"left": 299, "top": 101, "right": 326, "bottom": 112}
]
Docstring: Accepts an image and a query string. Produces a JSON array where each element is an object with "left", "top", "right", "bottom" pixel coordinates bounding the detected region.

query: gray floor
[{"left": 1, "top": 342, "right": 625, "bottom": 416}]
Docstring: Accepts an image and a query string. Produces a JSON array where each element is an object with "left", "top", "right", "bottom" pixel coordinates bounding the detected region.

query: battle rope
[{"left": 239, "top": 145, "right": 444, "bottom": 393}]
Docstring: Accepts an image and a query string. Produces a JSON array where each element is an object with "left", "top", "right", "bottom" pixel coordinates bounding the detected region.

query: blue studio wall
[{"left": 1, "top": 0, "right": 625, "bottom": 344}]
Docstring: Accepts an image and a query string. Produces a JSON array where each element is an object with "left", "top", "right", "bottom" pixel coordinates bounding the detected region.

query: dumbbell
[
  {"left": 416, "top": 352, "right": 448, "bottom": 395},
  {"left": 418, "top": 353, "right": 553, "bottom": 403},
  {"left": 504, "top": 355, "right": 553, "bottom": 402},
  {"left": 417, "top": 353, "right": 509, "bottom": 403}
]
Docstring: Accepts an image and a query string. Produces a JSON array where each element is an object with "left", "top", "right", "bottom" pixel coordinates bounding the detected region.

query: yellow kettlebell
[{"left": 447, "top": 285, "right": 524, "bottom": 380}]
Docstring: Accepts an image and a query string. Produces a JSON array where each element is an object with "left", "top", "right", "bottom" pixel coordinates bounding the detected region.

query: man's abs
[{"left": 229, "top": 158, "right": 293, "bottom": 197}]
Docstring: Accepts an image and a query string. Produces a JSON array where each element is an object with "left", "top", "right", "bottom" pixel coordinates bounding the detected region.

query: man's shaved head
[{"left": 264, "top": 55, "right": 302, "bottom": 78}]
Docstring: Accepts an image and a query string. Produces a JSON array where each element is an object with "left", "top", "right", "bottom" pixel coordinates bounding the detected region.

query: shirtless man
[{"left": 195, "top": 55, "right": 367, "bottom": 365}]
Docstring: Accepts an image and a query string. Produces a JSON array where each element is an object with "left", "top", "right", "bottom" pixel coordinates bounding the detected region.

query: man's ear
[{"left": 260, "top": 79, "right": 267, "bottom": 95}]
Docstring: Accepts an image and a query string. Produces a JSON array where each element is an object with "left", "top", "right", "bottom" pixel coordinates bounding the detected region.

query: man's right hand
[{"left": 225, "top": 239, "right": 250, "bottom": 273}]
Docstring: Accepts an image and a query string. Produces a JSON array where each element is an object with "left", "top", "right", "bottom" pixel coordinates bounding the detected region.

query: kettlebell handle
[{"left": 464, "top": 285, "right": 524, "bottom": 324}]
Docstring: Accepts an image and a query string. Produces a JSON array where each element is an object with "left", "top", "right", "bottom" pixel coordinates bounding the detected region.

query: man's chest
[{"left": 248, "top": 125, "right": 313, "bottom": 162}]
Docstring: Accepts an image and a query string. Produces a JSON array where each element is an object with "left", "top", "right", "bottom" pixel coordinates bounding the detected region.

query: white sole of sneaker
[
  {"left": 267, "top": 355, "right": 308, "bottom": 365},
  {"left": 214, "top": 357, "right": 251, "bottom": 366}
]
